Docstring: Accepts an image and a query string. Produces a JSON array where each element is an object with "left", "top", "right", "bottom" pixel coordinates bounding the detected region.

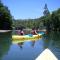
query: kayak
[
  {"left": 36, "top": 48, "right": 58, "bottom": 60},
  {"left": 12, "top": 33, "right": 44, "bottom": 43}
]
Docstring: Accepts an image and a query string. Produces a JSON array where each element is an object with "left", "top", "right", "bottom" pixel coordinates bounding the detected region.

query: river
[{"left": 0, "top": 31, "right": 60, "bottom": 60}]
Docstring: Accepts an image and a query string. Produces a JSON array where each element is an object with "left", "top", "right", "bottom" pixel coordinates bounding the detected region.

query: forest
[
  {"left": 13, "top": 4, "right": 60, "bottom": 31},
  {"left": 0, "top": 1, "right": 12, "bottom": 30},
  {"left": 0, "top": 0, "right": 60, "bottom": 31}
]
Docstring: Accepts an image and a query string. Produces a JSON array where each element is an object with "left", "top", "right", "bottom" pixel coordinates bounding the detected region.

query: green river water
[{"left": 0, "top": 31, "right": 60, "bottom": 60}]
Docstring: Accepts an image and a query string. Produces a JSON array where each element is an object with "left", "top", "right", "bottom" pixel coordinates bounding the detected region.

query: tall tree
[
  {"left": 0, "top": 0, "right": 12, "bottom": 30},
  {"left": 43, "top": 4, "right": 50, "bottom": 16},
  {"left": 43, "top": 4, "right": 51, "bottom": 31}
]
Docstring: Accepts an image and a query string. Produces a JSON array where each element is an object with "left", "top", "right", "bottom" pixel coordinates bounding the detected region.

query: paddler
[
  {"left": 20, "top": 28, "right": 24, "bottom": 35},
  {"left": 31, "top": 27, "right": 38, "bottom": 35}
]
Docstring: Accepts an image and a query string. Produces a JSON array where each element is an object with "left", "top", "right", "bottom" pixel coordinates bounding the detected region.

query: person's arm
[{"left": 35, "top": 30, "right": 38, "bottom": 34}]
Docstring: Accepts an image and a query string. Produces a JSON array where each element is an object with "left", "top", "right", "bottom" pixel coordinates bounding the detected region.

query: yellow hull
[{"left": 12, "top": 34, "right": 42, "bottom": 43}]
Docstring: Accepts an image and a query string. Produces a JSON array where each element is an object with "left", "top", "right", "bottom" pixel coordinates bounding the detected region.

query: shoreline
[
  {"left": 0, "top": 30, "right": 11, "bottom": 33},
  {"left": 0, "top": 29, "right": 46, "bottom": 33}
]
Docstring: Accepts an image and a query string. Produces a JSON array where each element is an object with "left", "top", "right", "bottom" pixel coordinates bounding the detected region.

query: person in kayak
[
  {"left": 31, "top": 28, "right": 38, "bottom": 35},
  {"left": 20, "top": 29, "right": 24, "bottom": 35}
]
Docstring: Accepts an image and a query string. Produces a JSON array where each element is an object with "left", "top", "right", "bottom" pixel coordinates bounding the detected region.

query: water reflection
[
  {"left": 17, "top": 41, "right": 36, "bottom": 49},
  {"left": 0, "top": 31, "right": 60, "bottom": 60},
  {"left": 0, "top": 32, "right": 12, "bottom": 60},
  {"left": 31, "top": 41, "right": 35, "bottom": 48},
  {"left": 43, "top": 31, "right": 60, "bottom": 60},
  {"left": 17, "top": 42, "right": 24, "bottom": 49}
]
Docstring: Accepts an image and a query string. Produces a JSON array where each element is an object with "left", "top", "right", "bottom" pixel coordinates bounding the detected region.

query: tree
[
  {"left": 43, "top": 4, "right": 50, "bottom": 16},
  {"left": 0, "top": 0, "right": 12, "bottom": 30},
  {"left": 43, "top": 4, "right": 51, "bottom": 31},
  {"left": 51, "top": 9, "right": 60, "bottom": 31}
]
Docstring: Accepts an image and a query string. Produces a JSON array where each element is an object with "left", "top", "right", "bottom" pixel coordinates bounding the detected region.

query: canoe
[
  {"left": 12, "top": 33, "right": 43, "bottom": 43},
  {"left": 36, "top": 48, "right": 58, "bottom": 60}
]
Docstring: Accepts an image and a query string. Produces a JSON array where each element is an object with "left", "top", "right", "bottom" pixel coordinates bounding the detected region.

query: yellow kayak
[{"left": 12, "top": 33, "right": 43, "bottom": 43}]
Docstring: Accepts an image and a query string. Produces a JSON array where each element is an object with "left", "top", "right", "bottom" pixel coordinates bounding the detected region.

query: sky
[{"left": 2, "top": 0, "right": 60, "bottom": 19}]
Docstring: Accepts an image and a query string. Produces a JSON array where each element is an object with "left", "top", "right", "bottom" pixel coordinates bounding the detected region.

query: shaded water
[{"left": 0, "top": 31, "right": 60, "bottom": 60}]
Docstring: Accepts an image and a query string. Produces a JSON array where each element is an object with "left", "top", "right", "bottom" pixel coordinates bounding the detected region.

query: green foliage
[
  {"left": 51, "top": 9, "right": 60, "bottom": 30},
  {"left": 43, "top": 4, "right": 50, "bottom": 16},
  {"left": 0, "top": 1, "right": 12, "bottom": 30},
  {"left": 43, "top": 8, "right": 60, "bottom": 31},
  {"left": 13, "top": 3, "right": 60, "bottom": 31}
]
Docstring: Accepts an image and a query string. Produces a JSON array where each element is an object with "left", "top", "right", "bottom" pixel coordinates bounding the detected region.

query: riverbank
[
  {"left": 23, "top": 29, "right": 46, "bottom": 32},
  {"left": 0, "top": 29, "right": 46, "bottom": 33},
  {"left": 0, "top": 30, "right": 11, "bottom": 33},
  {"left": 15, "top": 29, "right": 46, "bottom": 34}
]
